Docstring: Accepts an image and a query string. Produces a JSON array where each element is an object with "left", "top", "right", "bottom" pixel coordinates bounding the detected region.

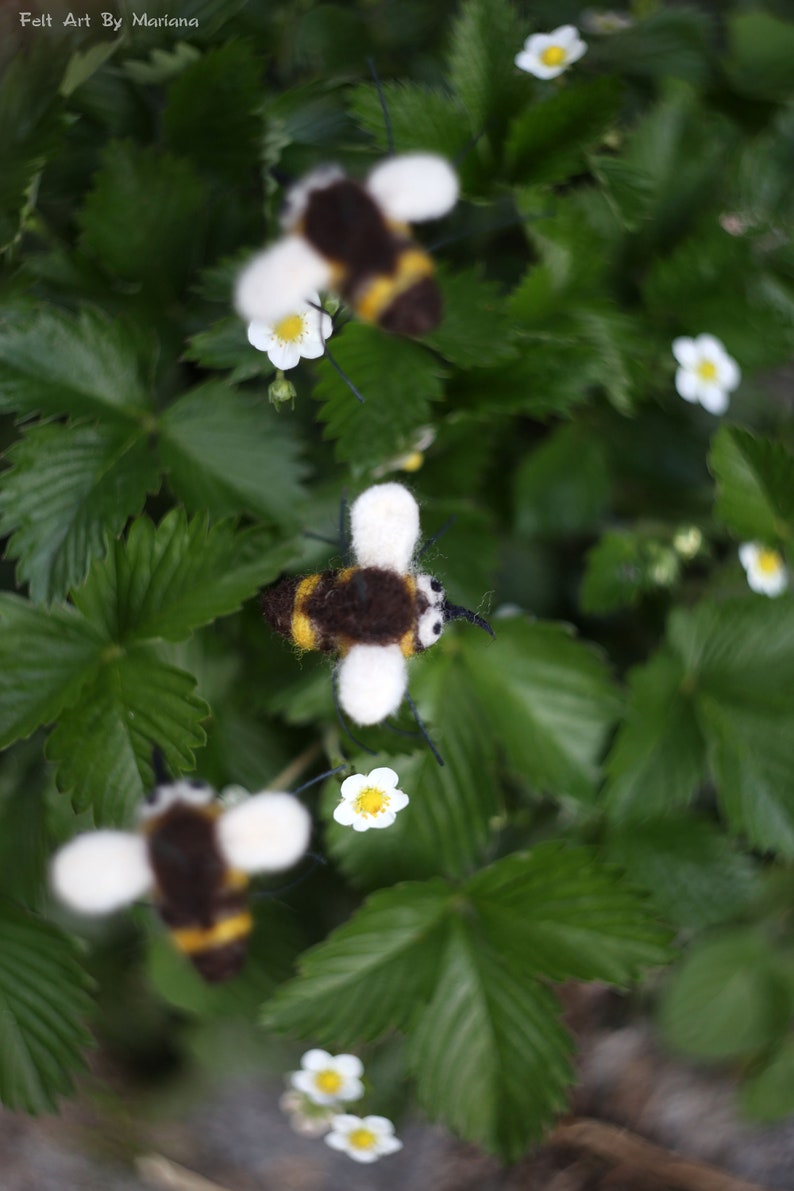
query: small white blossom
[
  {"left": 739, "top": 543, "right": 789, "bottom": 597},
  {"left": 672, "top": 334, "right": 740, "bottom": 415},
  {"left": 290, "top": 1049, "right": 364, "bottom": 1106},
  {"left": 247, "top": 293, "right": 332, "bottom": 371},
  {"left": 325, "top": 1114, "right": 403, "bottom": 1164},
  {"left": 515, "top": 25, "right": 587, "bottom": 79},
  {"left": 278, "top": 1090, "right": 337, "bottom": 1137},
  {"left": 333, "top": 767, "right": 409, "bottom": 833},
  {"left": 580, "top": 9, "right": 633, "bottom": 35}
]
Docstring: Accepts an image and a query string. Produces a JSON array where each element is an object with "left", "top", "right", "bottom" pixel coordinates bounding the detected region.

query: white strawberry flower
[
  {"left": 290, "top": 1049, "right": 364, "bottom": 1106},
  {"left": 247, "top": 292, "right": 332, "bottom": 370},
  {"left": 672, "top": 334, "right": 740, "bottom": 415},
  {"left": 332, "top": 767, "right": 409, "bottom": 832},
  {"left": 515, "top": 25, "right": 588, "bottom": 79},
  {"left": 739, "top": 543, "right": 789, "bottom": 597},
  {"left": 325, "top": 1114, "right": 403, "bottom": 1164}
]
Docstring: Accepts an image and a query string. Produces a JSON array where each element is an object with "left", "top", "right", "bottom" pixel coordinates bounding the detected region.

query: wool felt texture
[
  {"left": 51, "top": 830, "right": 151, "bottom": 914},
  {"left": 235, "top": 234, "right": 331, "bottom": 327},
  {"left": 366, "top": 152, "right": 459, "bottom": 223},
  {"left": 217, "top": 792, "right": 311, "bottom": 874},
  {"left": 350, "top": 482, "right": 421, "bottom": 573},
  {"left": 338, "top": 643, "right": 408, "bottom": 725}
]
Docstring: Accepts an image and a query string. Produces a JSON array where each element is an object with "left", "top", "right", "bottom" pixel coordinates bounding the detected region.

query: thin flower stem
[{"left": 265, "top": 742, "right": 324, "bottom": 792}]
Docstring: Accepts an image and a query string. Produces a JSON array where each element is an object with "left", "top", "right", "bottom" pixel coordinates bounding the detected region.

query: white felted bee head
[
  {"left": 414, "top": 572, "right": 446, "bottom": 649},
  {"left": 139, "top": 779, "right": 215, "bottom": 822}
]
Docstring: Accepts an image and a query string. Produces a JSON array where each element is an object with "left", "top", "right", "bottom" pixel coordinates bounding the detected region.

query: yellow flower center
[
  {"left": 400, "top": 450, "right": 425, "bottom": 473},
  {"left": 757, "top": 549, "right": 782, "bottom": 576},
  {"left": 314, "top": 1069, "right": 343, "bottom": 1095},
  {"left": 274, "top": 313, "right": 305, "bottom": 342},
  {"left": 354, "top": 786, "right": 389, "bottom": 817},
  {"left": 541, "top": 45, "right": 566, "bottom": 66},
  {"left": 348, "top": 1127, "right": 377, "bottom": 1151},
  {"left": 696, "top": 359, "right": 718, "bottom": 382}
]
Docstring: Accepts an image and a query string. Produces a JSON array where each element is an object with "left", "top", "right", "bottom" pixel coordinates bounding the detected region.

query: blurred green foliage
[{"left": 1, "top": 0, "right": 794, "bottom": 1157}]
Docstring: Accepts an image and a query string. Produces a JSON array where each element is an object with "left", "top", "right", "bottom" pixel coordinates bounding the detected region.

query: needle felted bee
[
  {"left": 50, "top": 761, "right": 312, "bottom": 983},
  {"left": 235, "top": 153, "right": 459, "bottom": 339},
  {"left": 261, "top": 483, "right": 493, "bottom": 737}
]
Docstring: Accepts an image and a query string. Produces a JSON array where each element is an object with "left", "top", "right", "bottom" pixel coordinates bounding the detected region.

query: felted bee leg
[
  {"left": 321, "top": 341, "right": 366, "bottom": 403},
  {"left": 404, "top": 690, "right": 445, "bottom": 768},
  {"left": 252, "top": 850, "right": 328, "bottom": 899},
  {"left": 416, "top": 514, "right": 457, "bottom": 561},
  {"left": 332, "top": 666, "right": 377, "bottom": 756},
  {"left": 304, "top": 297, "right": 366, "bottom": 403},
  {"left": 290, "top": 765, "right": 348, "bottom": 796}
]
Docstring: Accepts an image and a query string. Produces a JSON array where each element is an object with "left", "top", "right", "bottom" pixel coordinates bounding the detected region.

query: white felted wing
[
  {"left": 366, "top": 153, "right": 459, "bottom": 223},
  {"left": 338, "top": 643, "right": 407, "bottom": 725},
  {"left": 234, "top": 236, "right": 332, "bottom": 327},
  {"left": 51, "top": 831, "right": 151, "bottom": 915},
  {"left": 350, "top": 482, "right": 420, "bottom": 572},
  {"left": 217, "top": 792, "right": 311, "bottom": 874}
]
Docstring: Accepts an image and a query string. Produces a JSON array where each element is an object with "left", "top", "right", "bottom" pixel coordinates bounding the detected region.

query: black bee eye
[
  {"left": 433, "top": 622, "right": 442, "bottom": 635},
  {"left": 145, "top": 787, "right": 160, "bottom": 805},
  {"left": 187, "top": 779, "right": 206, "bottom": 789},
  {"left": 430, "top": 579, "right": 442, "bottom": 593}
]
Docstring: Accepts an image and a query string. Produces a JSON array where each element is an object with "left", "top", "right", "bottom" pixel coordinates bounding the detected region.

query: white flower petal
[
  {"left": 377, "top": 1136, "right": 404, "bottom": 1155},
  {"left": 292, "top": 1071, "right": 323, "bottom": 1099},
  {"left": 695, "top": 333, "right": 725, "bottom": 358},
  {"left": 325, "top": 1133, "right": 349, "bottom": 1152},
  {"left": 268, "top": 340, "right": 302, "bottom": 370},
  {"left": 369, "top": 811, "right": 397, "bottom": 830},
  {"left": 339, "top": 774, "right": 370, "bottom": 799},
  {"left": 738, "top": 542, "right": 758, "bottom": 571},
  {"left": 333, "top": 802, "right": 358, "bottom": 826},
  {"left": 363, "top": 1116, "right": 394, "bottom": 1131},
  {"left": 331, "top": 1114, "right": 360, "bottom": 1130},
  {"left": 352, "top": 817, "right": 373, "bottom": 832},
  {"left": 551, "top": 24, "right": 579, "bottom": 46},
  {"left": 671, "top": 336, "right": 698, "bottom": 367},
  {"left": 719, "top": 355, "right": 741, "bottom": 392},
  {"left": 522, "top": 33, "right": 548, "bottom": 55},
  {"left": 389, "top": 790, "right": 410, "bottom": 812},
  {"left": 698, "top": 385, "right": 729, "bottom": 415},
  {"left": 566, "top": 38, "right": 588, "bottom": 63},
  {"left": 335, "top": 1054, "right": 364, "bottom": 1078},
  {"left": 366, "top": 767, "right": 399, "bottom": 789},
  {"left": 302, "top": 1049, "right": 333, "bottom": 1071},
  {"left": 347, "top": 1148, "right": 380, "bottom": 1163},
  {"left": 674, "top": 368, "right": 700, "bottom": 402},
  {"left": 246, "top": 321, "right": 274, "bottom": 352}
]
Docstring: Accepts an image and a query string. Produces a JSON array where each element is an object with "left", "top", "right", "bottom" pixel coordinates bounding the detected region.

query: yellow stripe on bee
[
  {"left": 291, "top": 573, "right": 322, "bottom": 651},
  {"left": 400, "top": 575, "right": 418, "bottom": 657},
  {"left": 223, "top": 868, "right": 249, "bottom": 893},
  {"left": 171, "top": 911, "right": 253, "bottom": 955},
  {"left": 356, "top": 249, "right": 435, "bottom": 325}
]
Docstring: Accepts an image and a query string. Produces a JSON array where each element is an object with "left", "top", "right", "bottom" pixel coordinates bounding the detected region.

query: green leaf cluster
[
  {"left": 264, "top": 844, "right": 669, "bottom": 1159},
  {"left": 1, "top": 0, "right": 794, "bottom": 1157}
]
